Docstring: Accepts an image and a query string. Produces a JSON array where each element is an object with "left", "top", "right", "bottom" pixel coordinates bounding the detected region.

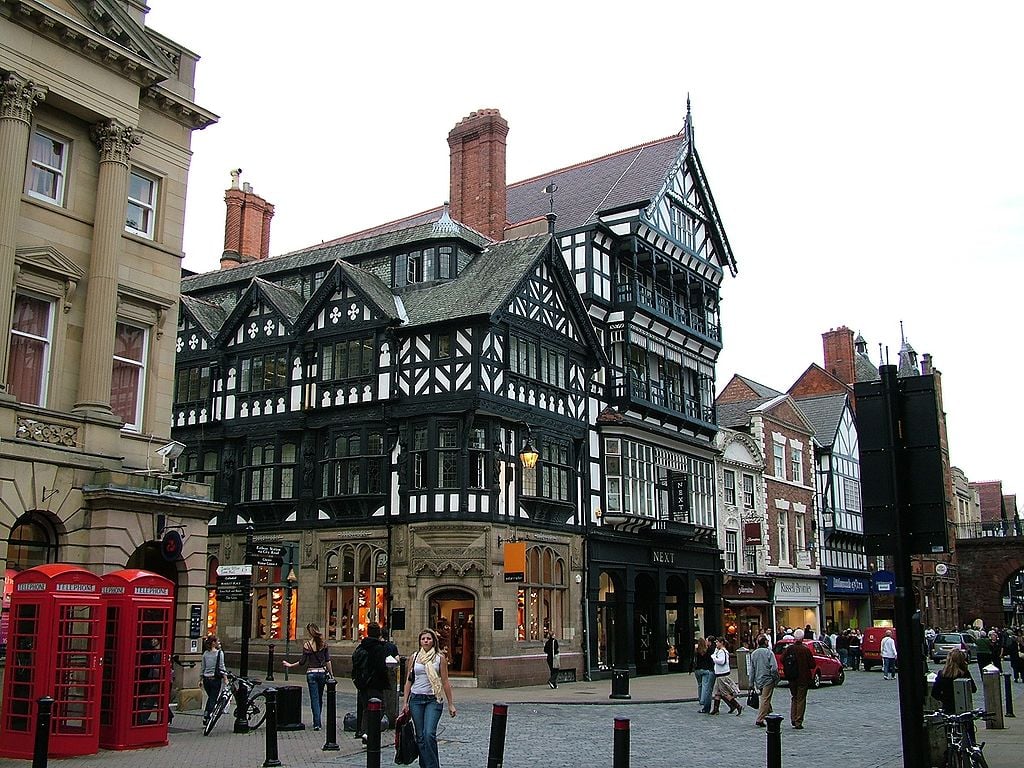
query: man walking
[
  {"left": 748, "top": 635, "right": 780, "bottom": 727},
  {"left": 782, "top": 629, "right": 813, "bottom": 729},
  {"left": 352, "top": 622, "right": 390, "bottom": 744},
  {"left": 880, "top": 629, "right": 898, "bottom": 680}
]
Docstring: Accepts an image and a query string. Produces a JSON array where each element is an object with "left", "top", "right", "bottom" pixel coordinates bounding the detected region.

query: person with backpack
[
  {"left": 283, "top": 623, "right": 333, "bottom": 731},
  {"left": 782, "top": 629, "right": 814, "bottom": 729},
  {"left": 351, "top": 622, "right": 389, "bottom": 743}
]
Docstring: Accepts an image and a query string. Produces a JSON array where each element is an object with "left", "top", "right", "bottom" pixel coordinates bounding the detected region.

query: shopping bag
[{"left": 394, "top": 710, "right": 419, "bottom": 765}]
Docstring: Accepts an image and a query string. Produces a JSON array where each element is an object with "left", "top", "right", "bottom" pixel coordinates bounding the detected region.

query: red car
[{"left": 773, "top": 637, "right": 846, "bottom": 688}]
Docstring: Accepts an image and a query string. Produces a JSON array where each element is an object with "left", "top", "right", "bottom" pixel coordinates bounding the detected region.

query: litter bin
[
  {"left": 610, "top": 669, "right": 631, "bottom": 700},
  {"left": 735, "top": 648, "right": 750, "bottom": 690},
  {"left": 276, "top": 685, "right": 305, "bottom": 731}
]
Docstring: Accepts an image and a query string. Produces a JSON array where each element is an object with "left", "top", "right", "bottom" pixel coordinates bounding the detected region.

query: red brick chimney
[
  {"left": 822, "top": 326, "right": 856, "bottom": 386},
  {"left": 221, "top": 169, "right": 274, "bottom": 269},
  {"left": 448, "top": 109, "right": 508, "bottom": 241}
]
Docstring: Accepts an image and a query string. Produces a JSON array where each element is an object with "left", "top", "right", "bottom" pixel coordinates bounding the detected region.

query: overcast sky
[{"left": 147, "top": 1, "right": 1023, "bottom": 500}]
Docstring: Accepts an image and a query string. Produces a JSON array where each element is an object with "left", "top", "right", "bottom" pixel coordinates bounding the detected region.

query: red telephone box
[
  {"left": 99, "top": 569, "right": 175, "bottom": 749},
  {"left": 0, "top": 564, "right": 103, "bottom": 758}
]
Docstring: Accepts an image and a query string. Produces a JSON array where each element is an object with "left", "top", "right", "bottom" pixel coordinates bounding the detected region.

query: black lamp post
[
  {"left": 235, "top": 523, "right": 254, "bottom": 733},
  {"left": 283, "top": 564, "right": 297, "bottom": 681}
]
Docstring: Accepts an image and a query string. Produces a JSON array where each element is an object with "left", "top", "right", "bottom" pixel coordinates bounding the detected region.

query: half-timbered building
[{"left": 177, "top": 105, "right": 739, "bottom": 684}]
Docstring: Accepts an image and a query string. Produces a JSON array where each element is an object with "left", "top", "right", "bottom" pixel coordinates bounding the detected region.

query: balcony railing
[
  {"left": 956, "top": 521, "right": 1024, "bottom": 540},
  {"left": 615, "top": 282, "right": 721, "bottom": 342},
  {"left": 612, "top": 370, "right": 715, "bottom": 424}
]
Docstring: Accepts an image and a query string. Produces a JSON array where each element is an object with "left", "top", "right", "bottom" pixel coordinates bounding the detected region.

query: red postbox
[
  {"left": 0, "top": 564, "right": 103, "bottom": 758},
  {"left": 98, "top": 569, "right": 175, "bottom": 749}
]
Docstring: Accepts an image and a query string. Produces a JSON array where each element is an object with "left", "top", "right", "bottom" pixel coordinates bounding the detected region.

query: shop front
[
  {"left": 773, "top": 577, "right": 822, "bottom": 637},
  {"left": 823, "top": 572, "right": 871, "bottom": 632},
  {"left": 588, "top": 528, "right": 721, "bottom": 677},
  {"left": 722, "top": 576, "right": 773, "bottom": 649}
]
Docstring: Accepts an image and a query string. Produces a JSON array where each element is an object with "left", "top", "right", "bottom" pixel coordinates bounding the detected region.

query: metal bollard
[
  {"left": 267, "top": 644, "right": 275, "bottom": 682},
  {"left": 486, "top": 703, "right": 509, "bottom": 768},
  {"left": 766, "top": 714, "right": 784, "bottom": 768},
  {"left": 610, "top": 669, "right": 631, "bottom": 700},
  {"left": 263, "top": 688, "right": 281, "bottom": 768},
  {"left": 32, "top": 697, "right": 54, "bottom": 768},
  {"left": 613, "top": 716, "right": 629, "bottom": 768},
  {"left": 1004, "top": 673, "right": 1016, "bottom": 717},
  {"left": 323, "top": 677, "right": 339, "bottom": 751},
  {"left": 365, "top": 698, "right": 382, "bottom": 768}
]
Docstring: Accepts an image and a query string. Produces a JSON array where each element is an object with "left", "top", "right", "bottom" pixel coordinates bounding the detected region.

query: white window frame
[
  {"left": 27, "top": 128, "right": 69, "bottom": 206},
  {"left": 126, "top": 168, "right": 158, "bottom": 239},
  {"left": 723, "top": 469, "right": 736, "bottom": 506},
  {"left": 8, "top": 291, "right": 54, "bottom": 406},
  {"left": 790, "top": 446, "right": 803, "bottom": 484},
  {"left": 777, "top": 509, "right": 790, "bottom": 565},
  {"left": 725, "top": 530, "right": 738, "bottom": 572},
  {"left": 795, "top": 513, "right": 806, "bottom": 554},
  {"left": 742, "top": 473, "right": 755, "bottom": 508},
  {"left": 773, "top": 442, "right": 785, "bottom": 479},
  {"left": 111, "top": 321, "right": 148, "bottom": 431}
]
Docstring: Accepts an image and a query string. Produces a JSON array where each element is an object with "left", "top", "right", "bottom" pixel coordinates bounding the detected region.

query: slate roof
[
  {"left": 715, "top": 397, "right": 776, "bottom": 429},
  {"left": 181, "top": 221, "right": 489, "bottom": 292},
  {"left": 791, "top": 392, "right": 848, "bottom": 448},
  {"left": 254, "top": 277, "right": 304, "bottom": 324},
  {"left": 332, "top": 260, "right": 403, "bottom": 321},
  {"left": 733, "top": 375, "right": 783, "bottom": 399},
  {"left": 855, "top": 352, "right": 880, "bottom": 382},
  {"left": 180, "top": 295, "right": 227, "bottom": 336},
  {"left": 399, "top": 234, "right": 550, "bottom": 327},
  {"left": 507, "top": 135, "right": 687, "bottom": 230}
]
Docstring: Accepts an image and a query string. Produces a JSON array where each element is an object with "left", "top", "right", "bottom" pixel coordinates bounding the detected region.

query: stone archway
[{"left": 956, "top": 536, "right": 1024, "bottom": 628}]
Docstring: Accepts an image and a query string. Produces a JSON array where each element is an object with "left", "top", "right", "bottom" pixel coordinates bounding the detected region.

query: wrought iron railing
[
  {"left": 955, "top": 521, "right": 1024, "bottom": 540},
  {"left": 612, "top": 371, "right": 715, "bottom": 424},
  {"left": 615, "top": 282, "right": 721, "bottom": 342}
]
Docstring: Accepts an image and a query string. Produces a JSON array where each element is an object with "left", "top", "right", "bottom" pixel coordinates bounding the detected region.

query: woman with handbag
[
  {"left": 283, "top": 623, "right": 333, "bottom": 731},
  {"left": 544, "top": 630, "right": 560, "bottom": 689},
  {"left": 748, "top": 635, "right": 780, "bottom": 727},
  {"left": 402, "top": 628, "right": 457, "bottom": 768},
  {"left": 711, "top": 637, "right": 743, "bottom": 715}
]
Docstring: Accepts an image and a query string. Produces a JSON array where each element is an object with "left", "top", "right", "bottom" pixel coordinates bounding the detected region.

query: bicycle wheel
[
  {"left": 204, "top": 691, "right": 230, "bottom": 736},
  {"left": 245, "top": 692, "right": 268, "bottom": 730},
  {"left": 966, "top": 747, "right": 989, "bottom": 768}
]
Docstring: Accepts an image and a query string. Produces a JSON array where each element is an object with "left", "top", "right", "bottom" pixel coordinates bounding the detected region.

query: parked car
[
  {"left": 773, "top": 637, "right": 845, "bottom": 688},
  {"left": 930, "top": 632, "right": 978, "bottom": 663},
  {"left": 861, "top": 627, "right": 898, "bottom": 671}
]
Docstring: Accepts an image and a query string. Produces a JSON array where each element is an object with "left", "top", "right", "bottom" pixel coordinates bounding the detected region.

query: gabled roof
[
  {"left": 180, "top": 295, "right": 227, "bottom": 338},
  {"left": 181, "top": 221, "right": 490, "bottom": 292},
  {"left": 254, "top": 278, "right": 304, "bottom": 325},
  {"left": 791, "top": 392, "right": 849, "bottom": 448},
  {"left": 716, "top": 397, "right": 776, "bottom": 429},
  {"left": 293, "top": 259, "right": 403, "bottom": 332}
]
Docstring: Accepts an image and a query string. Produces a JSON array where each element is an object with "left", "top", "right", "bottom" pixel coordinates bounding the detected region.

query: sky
[{"left": 146, "top": 1, "right": 1023, "bottom": 500}]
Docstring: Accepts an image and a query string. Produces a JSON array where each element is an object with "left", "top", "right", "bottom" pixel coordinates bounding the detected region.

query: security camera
[{"left": 155, "top": 440, "right": 186, "bottom": 461}]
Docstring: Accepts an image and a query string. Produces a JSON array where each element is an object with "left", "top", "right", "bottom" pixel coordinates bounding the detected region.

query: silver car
[{"left": 931, "top": 632, "right": 978, "bottom": 663}]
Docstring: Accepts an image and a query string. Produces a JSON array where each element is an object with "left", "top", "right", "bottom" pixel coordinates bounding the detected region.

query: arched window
[
  {"left": 596, "top": 571, "right": 618, "bottom": 669},
  {"left": 206, "top": 556, "right": 219, "bottom": 635},
  {"left": 516, "top": 545, "right": 565, "bottom": 641},
  {"left": 324, "top": 543, "right": 387, "bottom": 642},
  {"left": 8, "top": 513, "right": 58, "bottom": 570}
]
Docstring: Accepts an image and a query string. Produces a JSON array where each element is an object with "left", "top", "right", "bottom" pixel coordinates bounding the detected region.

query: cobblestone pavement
[{"left": 1, "top": 665, "right": 1022, "bottom": 768}]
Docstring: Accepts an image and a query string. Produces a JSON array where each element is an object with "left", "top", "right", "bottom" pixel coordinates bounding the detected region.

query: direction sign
[
  {"left": 216, "top": 587, "right": 248, "bottom": 603},
  {"left": 247, "top": 544, "right": 285, "bottom": 567},
  {"left": 217, "top": 564, "right": 253, "bottom": 577}
]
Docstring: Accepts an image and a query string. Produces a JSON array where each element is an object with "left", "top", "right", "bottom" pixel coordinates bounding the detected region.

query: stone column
[
  {"left": 72, "top": 119, "right": 141, "bottom": 418},
  {"left": 0, "top": 72, "right": 46, "bottom": 395}
]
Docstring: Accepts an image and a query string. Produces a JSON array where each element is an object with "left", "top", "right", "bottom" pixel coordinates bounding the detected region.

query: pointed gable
[
  {"left": 791, "top": 392, "right": 849, "bottom": 448},
  {"left": 789, "top": 363, "right": 852, "bottom": 399},
  {"left": 755, "top": 395, "right": 816, "bottom": 436},
  {"left": 220, "top": 278, "right": 303, "bottom": 350},
  {"left": 296, "top": 260, "right": 401, "bottom": 334},
  {"left": 717, "top": 374, "right": 782, "bottom": 404},
  {"left": 178, "top": 295, "right": 226, "bottom": 357}
]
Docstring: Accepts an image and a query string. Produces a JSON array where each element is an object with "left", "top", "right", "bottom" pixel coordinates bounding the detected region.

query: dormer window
[{"left": 395, "top": 246, "right": 456, "bottom": 287}]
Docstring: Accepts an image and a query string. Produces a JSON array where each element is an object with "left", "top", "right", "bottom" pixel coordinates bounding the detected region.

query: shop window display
[{"left": 324, "top": 544, "right": 387, "bottom": 641}]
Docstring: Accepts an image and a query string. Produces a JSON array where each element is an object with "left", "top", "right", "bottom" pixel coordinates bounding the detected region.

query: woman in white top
[
  {"left": 711, "top": 636, "right": 743, "bottom": 715},
  {"left": 402, "top": 628, "right": 456, "bottom": 768}
]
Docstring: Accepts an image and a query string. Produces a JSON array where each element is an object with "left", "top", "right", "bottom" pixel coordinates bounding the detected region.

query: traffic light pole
[{"left": 878, "top": 365, "right": 927, "bottom": 768}]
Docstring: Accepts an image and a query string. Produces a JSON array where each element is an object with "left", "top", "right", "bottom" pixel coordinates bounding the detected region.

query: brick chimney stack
[
  {"left": 822, "top": 326, "right": 856, "bottom": 385},
  {"left": 221, "top": 169, "right": 274, "bottom": 269},
  {"left": 448, "top": 109, "right": 508, "bottom": 241}
]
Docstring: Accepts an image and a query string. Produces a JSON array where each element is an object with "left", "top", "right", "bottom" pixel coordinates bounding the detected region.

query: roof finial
[
  {"left": 431, "top": 201, "right": 460, "bottom": 236},
  {"left": 899, "top": 319, "right": 906, "bottom": 345},
  {"left": 684, "top": 93, "right": 694, "bottom": 144},
  {"left": 543, "top": 183, "right": 558, "bottom": 235}
]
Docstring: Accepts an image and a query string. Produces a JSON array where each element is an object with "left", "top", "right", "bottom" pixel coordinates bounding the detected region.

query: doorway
[{"left": 428, "top": 589, "right": 475, "bottom": 676}]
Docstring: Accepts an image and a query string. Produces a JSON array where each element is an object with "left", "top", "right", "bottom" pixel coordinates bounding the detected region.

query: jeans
[
  {"left": 306, "top": 671, "right": 327, "bottom": 729},
  {"left": 882, "top": 657, "right": 896, "bottom": 678},
  {"left": 694, "top": 669, "right": 714, "bottom": 712},
  {"left": 409, "top": 693, "right": 444, "bottom": 768},
  {"left": 202, "top": 676, "right": 222, "bottom": 717},
  {"left": 839, "top": 649, "right": 849, "bottom": 667}
]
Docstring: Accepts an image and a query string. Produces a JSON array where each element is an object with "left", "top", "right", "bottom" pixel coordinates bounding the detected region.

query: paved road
[{"left": 2, "top": 665, "right": 1021, "bottom": 767}]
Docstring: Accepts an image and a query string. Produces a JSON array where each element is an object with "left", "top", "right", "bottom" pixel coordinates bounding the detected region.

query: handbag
[
  {"left": 551, "top": 652, "right": 561, "bottom": 670},
  {"left": 747, "top": 689, "right": 760, "bottom": 708},
  {"left": 394, "top": 710, "right": 419, "bottom": 765}
]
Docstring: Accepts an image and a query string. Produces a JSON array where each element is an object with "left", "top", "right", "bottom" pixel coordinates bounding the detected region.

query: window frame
[
  {"left": 725, "top": 530, "right": 738, "bottom": 572},
  {"left": 26, "top": 127, "right": 69, "bottom": 206},
  {"left": 125, "top": 167, "right": 159, "bottom": 239},
  {"left": 516, "top": 545, "right": 565, "bottom": 641},
  {"left": 244, "top": 440, "right": 297, "bottom": 501},
  {"left": 742, "top": 473, "right": 755, "bottom": 508},
  {"left": 773, "top": 442, "right": 785, "bottom": 479},
  {"left": 324, "top": 544, "right": 388, "bottom": 642},
  {"left": 111, "top": 320, "right": 148, "bottom": 431},
  {"left": 791, "top": 446, "right": 803, "bottom": 484},
  {"left": 8, "top": 291, "right": 55, "bottom": 406},
  {"left": 723, "top": 469, "right": 736, "bottom": 506}
]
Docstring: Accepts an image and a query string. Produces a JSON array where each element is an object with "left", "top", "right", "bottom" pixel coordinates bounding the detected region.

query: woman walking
[
  {"left": 711, "top": 637, "right": 743, "bottom": 715},
  {"left": 402, "top": 628, "right": 457, "bottom": 768},
  {"left": 200, "top": 635, "right": 228, "bottom": 726},
  {"left": 693, "top": 636, "right": 715, "bottom": 713},
  {"left": 748, "top": 635, "right": 780, "bottom": 727},
  {"left": 543, "top": 630, "right": 560, "bottom": 689},
  {"left": 283, "top": 623, "right": 333, "bottom": 731}
]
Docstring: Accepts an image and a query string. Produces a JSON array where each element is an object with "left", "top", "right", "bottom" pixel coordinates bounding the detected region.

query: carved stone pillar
[
  {"left": 0, "top": 72, "right": 46, "bottom": 395},
  {"left": 73, "top": 120, "right": 141, "bottom": 418}
]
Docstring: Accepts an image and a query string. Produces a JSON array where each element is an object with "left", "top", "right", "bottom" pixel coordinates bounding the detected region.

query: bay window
[
  {"left": 245, "top": 440, "right": 297, "bottom": 501},
  {"left": 323, "top": 431, "right": 386, "bottom": 496}
]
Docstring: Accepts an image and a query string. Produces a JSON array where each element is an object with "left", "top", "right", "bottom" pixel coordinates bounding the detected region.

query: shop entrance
[
  {"left": 429, "top": 589, "right": 475, "bottom": 676},
  {"left": 665, "top": 575, "right": 688, "bottom": 670},
  {"left": 634, "top": 573, "right": 658, "bottom": 675}
]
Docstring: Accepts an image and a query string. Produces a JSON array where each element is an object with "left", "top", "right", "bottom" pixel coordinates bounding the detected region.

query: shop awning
[{"left": 723, "top": 598, "right": 771, "bottom": 606}]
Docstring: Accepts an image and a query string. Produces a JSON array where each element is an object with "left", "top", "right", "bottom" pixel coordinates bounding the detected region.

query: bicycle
[
  {"left": 203, "top": 673, "right": 268, "bottom": 735},
  {"left": 925, "top": 709, "right": 991, "bottom": 768}
]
